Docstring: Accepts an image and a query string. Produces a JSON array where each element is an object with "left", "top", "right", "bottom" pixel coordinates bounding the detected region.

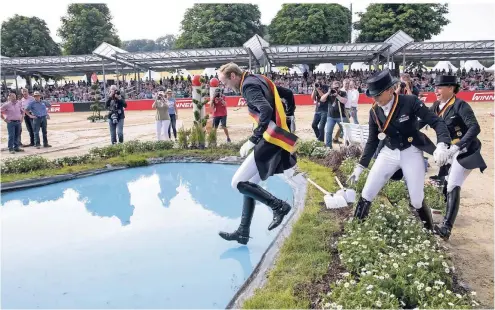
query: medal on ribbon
[{"left": 372, "top": 94, "right": 399, "bottom": 141}]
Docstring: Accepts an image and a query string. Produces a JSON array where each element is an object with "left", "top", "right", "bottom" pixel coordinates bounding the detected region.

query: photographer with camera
[
  {"left": 323, "top": 80, "right": 348, "bottom": 148},
  {"left": 211, "top": 88, "right": 231, "bottom": 143},
  {"left": 152, "top": 91, "right": 170, "bottom": 140},
  {"left": 397, "top": 73, "right": 420, "bottom": 97},
  {"left": 310, "top": 77, "right": 329, "bottom": 142},
  {"left": 105, "top": 85, "right": 127, "bottom": 144}
]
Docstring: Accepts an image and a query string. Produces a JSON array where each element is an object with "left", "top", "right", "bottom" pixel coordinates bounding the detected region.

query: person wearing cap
[
  {"left": 347, "top": 69, "right": 451, "bottom": 230},
  {"left": 24, "top": 91, "right": 52, "bottom": 149},
  {"left": 216, "top": 62, "right": 298, "bottom": 245},
  {"left": 419, "top": 75, "right": 486, "bottom": 240},
  {"left": 152, "top": 91, "right": 170, "bottom": 140},
  {"left": 1, "top": 93, "right": 25, "bottom": 154},
  {"left": 210, "top": 88, "right": 231, "bottom": 143}
]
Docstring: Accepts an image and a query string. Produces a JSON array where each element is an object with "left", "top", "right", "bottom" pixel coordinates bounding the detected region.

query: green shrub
[
  {"left": 425, "top": 183, "right": 446, "bottom": 214},
  {"left": 322, "top": 201, "right": 478, "bottom": 309},
  {"left": 177, "top": 127, "right": 190, "bottom": 149},
  {"left": 296, "top": 140, "right": 325, "bottom": 157},
  {"left": 207, "top": 128, "right": 217, "bottom": 148},
  {"left": 382, "top": 180, "right": 409, "bottom": 204},
  {"left": 1, "top": 156, "right": 52, "bottom": 174}
]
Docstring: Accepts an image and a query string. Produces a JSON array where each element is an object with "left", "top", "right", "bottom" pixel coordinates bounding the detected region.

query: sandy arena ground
[{"left": 1, "top": 102, "right": 493, "bottom": 306}]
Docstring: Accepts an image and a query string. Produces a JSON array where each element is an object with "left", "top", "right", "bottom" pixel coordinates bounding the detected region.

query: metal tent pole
[{"left": 102, "top": 62, "right": 107, "bottom": 100}]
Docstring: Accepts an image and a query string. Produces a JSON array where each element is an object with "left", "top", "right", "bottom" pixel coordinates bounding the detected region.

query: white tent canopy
[
  {"left": 486, "top": 64, "right": 495, "bottom": 72},
  {"left": 350, "top": 62, "right": 369, "bottom": 71},
  {"left": 315, "top": 63, "right": 336, "bottom": 73},
  {"left": 433, "top": 61, "right": 458, "bottom": 72},
  {"left": 463, "top": 60, "right": 486, "bottom": 71},
  {"left": 288, "top": 66, "right": 303, "bottom": 75},
  {"left": 171, "top": 69, "right": 191, "bottom": 77},
  {"left": 202, "top": 67, "right": 217, "bottom": 77}
]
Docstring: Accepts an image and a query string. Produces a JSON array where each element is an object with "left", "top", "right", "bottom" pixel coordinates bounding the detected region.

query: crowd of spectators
[{"left": 2, "top": 67, "right": 493, "bottom": 103}]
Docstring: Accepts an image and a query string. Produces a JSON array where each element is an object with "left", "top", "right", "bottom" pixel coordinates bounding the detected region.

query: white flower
[
  {"left": 393, "top": 263, "right": 399, "bottom": 268},
  {"left": 442, "top": 261, "right": 448, "bottom": 268},
  {"left": 375, "top": 300, "right": 382, "bottom": 308},
  {"left": 342, "top": 272, "right": 350, "bottom": 277},
  {"left": 336, "top": 305, "right": 343, "bottom": 310},
  {"left": 382, "top": 265, "right": 387, "bottom": 268},
  {"left": 417, "top": 285, "right": 422, "bottom": 291},
  {"left": 385, "top": 273, "right": 390, "bottom": 279},
  {"left": 351, "top": 241, "right": 358, "bottom": 245},
  {"left": 446, "top": 290, "right": 452, "bottom": 295},
  {"left": 344, "top": 282, "right": 350, "bottom": 288},
  {"left": 347, "top": 258, "right": 353, "bottom": 263},
  {"left": 435, "top": 280, "right": 445, "bottom": 286},
  {"left": 439, "top": 293, "right": 444, "bottom": 298},
  {"left": 379, "top": 276, "right": 384, "bottom": 280},
  {"left": 456, "top": 294, "right": 462, "bottom": 298},
  {"left": 324, "top": 302, "right": 331, "bottom": 308},
  {"left": 366, "top": 291, "right": 372, "bottom": 295},
  {"left": 445, "top": 268, "right": 450, "bottom": 273},
  {"left": 426, "top": 286, "right": 432, "bottom": 292},
  {"left": 350, "top": 280, "right": 356, "bottom": 285},
  {"left": 366, "top": 271, "right": 372, "bottom": 275},
  {"left": 407, "top": 274, "right": 413, "bottom": 277},
  {"left": 471, "top": 291, "right": 477, "bottom": 296},
  {"left": 448, "top": 302, "right": 454, "bottom": 306},
  {"left": 409, "top": 249, "right": 414, "bottom": 254},
  {"left": 366, "top": 285, "right": 374, "bottom": 290},
  {"left": 401, "top": 253, "right": 407, "bottom": 256}
]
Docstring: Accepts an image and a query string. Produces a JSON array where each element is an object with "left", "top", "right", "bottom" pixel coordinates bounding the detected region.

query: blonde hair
[{"left": 218, "top": 62, "right": 243, "bottom": 78}]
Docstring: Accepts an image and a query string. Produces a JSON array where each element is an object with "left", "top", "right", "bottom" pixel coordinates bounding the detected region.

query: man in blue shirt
[{"left": 25, "top": 91, "right": 52, "bottom": 149}]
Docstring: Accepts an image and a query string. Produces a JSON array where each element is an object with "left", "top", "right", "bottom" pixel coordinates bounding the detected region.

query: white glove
[
  {"left": 240, "top": 140, "right": 256, "bottom": 157},
  {"left": 347, "top": 164, "right": 364, "bottom": 186},
  {"left": 446, "top": 144, "right": 460, "bottom": 164},
  {"left": 433, "top": 142, "right": 449, "bottom": 166}
]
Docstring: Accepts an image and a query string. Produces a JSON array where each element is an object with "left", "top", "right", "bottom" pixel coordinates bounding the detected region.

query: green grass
[
  {"left": 1, "top": 148, "right": 237, "bottom": 184},
  {"left": 243, "top": 158, "right": 341, "bottom": 309}
]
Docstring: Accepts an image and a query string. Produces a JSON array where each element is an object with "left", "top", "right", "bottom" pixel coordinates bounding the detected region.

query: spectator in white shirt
[{"left": 347, "top": 80, "right": 360, "bottom": 124}]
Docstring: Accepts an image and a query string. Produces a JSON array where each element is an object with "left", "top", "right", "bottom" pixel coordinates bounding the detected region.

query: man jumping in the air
[{"left": 217, "top": 63, "right": 298, "bottom": 245}]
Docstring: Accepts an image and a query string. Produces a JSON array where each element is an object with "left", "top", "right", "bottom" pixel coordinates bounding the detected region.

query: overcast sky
[{"left": 0, "top": 0, "right": 493, "bottom": 43}]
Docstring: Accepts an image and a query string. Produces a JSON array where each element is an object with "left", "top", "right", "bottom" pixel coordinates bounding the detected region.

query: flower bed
[{"left": 313, "top": 148, "right": 479, "bottom": 309}]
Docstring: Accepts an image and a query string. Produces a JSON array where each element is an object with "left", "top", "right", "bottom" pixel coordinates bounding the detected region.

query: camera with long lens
[
  {"left": 330, "top": 89, "right": 337, "bottom": 95},
  {"left": 314, "top": 83, "right": 320, "bottom": 88},
  {"left": 110, "top": 112, "right": 119, "bottom": 124},
  {"left": 400, "top": 82, "right": 406, "bottom": 89}
]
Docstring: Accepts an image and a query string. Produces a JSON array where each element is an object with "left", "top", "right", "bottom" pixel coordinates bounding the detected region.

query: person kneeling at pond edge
[
  {"left": 217, "top": 62, "right": 298, "bottom": 245},
  {"left": 347, "top": 70, "right": 451, "bottom": 230}
]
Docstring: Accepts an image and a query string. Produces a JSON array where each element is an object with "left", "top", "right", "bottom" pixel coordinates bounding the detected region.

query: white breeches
[
  {"left": 446, "top": 152, "right": 472, "bottom": 192},
  {"left": 231, "top": 152, "right": 261, "bottom": 190},
  {"left": 156, "top": 120, "right": 170, "bottom": 140},
  {"left": 362, "top": 146, "right": 425, "bottom": 209}
]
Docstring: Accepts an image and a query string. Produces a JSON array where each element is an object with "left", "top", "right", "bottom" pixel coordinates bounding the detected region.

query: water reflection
[{"left": 1, "top": 163, "right": 293, "bottom": 309}]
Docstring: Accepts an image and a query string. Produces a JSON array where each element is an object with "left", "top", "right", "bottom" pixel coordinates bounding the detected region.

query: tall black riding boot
[
  {"left": 416, "top": 202, "right": 434, "bottom": 231},
  {"left": 219, "top": 196, "right": 255, "bottom": 245},
  {"left": 434, "top": 186, "right": 460, "bottom": 240},
  {"left": 353, "top": 196, "right": 372, "bottom": 220},
  {"left": 237, "top": 181, "right": 291, "bottom": 231}
]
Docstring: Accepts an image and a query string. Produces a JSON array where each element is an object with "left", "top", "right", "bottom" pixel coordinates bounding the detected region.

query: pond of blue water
[{"left": 1, "top": 163, "right": 294, "bottom": 309}]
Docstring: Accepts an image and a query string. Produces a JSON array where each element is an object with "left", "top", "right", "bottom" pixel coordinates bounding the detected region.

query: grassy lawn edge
[{"left": 242, "top": 158, "right": 346, "bottom": 309}]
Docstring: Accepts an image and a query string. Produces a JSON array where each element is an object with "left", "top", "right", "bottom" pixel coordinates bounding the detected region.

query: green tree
[
  {"left": 175, "top": 4, "right": 263, "bottom": 49},
  {"left": 58, "top": 4, "right": 121, "bottom": 55},
  {"left": 268, "top": 4, "right": 352, "bottom": 45},
  {"left": 122, "top": 39, "right": 158, "bottom": 52},
  {"left": 354, "top": 4, "right": 450, "bottom": 42},
  {"left": 156, "top": 34, "right": 177, "bottom": 51},
  {"left": 1, "top": 15, "right": 61, "bottom": 57}
]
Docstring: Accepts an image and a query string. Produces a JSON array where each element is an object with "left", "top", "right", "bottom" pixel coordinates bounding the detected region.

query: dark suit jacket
[{"left": 359, "top": 94, "right": 451, "bottom": 168}]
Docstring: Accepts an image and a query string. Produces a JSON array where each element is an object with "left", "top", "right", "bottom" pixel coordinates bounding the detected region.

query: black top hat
[
  {"left": 365, "top": 69, "right": 399, "bottom": 97},
  {"left": 434, "top": 75, "right": 459, "bottom": 87}
]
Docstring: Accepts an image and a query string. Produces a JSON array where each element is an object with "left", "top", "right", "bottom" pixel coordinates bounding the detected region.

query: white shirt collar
[
  {"left": 439, "top": 95, "right": 454, "bottom": 109},
  {"left": 380, "top": 96, "right": 395, "bottom": 112}
]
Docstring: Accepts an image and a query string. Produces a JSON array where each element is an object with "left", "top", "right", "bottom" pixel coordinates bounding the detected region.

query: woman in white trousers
[{"left": 152, "top": 91, "right": 170, "bottom": 140}]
